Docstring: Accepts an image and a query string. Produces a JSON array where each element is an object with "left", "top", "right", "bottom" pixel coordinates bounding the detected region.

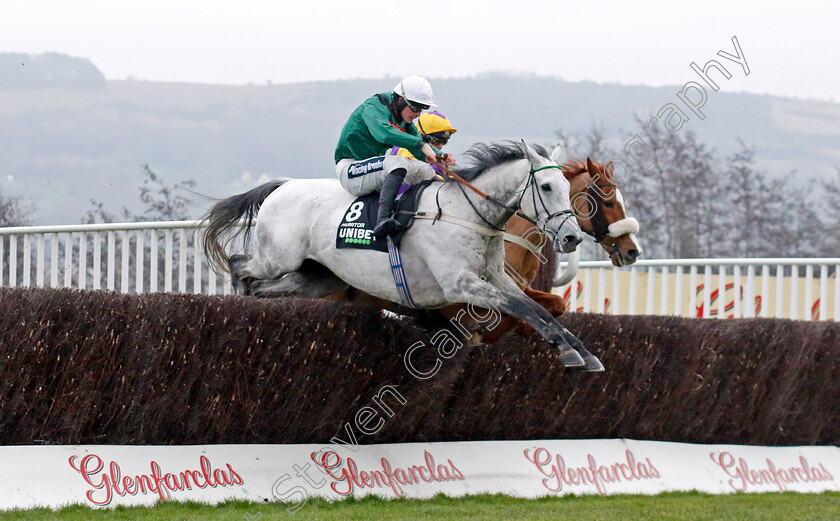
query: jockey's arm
[
  {"left": 394, "top": 144, "right": 444, "bottom": 163},
  {"left": 413, "top": 143, "right": 454, "bottom": 165},
  {"left": 420, "top": 143, "right": 437, "bottom": 163}
]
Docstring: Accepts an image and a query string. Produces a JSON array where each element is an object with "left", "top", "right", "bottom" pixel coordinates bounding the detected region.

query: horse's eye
[
  {"left": 540, "top": 183, "right": 552, "bottom": 192},
  {"left": 604, "top": 201, "right": 615, "bottom": 208}
]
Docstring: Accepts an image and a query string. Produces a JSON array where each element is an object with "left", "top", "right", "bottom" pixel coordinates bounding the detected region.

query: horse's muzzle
[{"left": 554, "top": 232, "right": 583, "bottom": 254}]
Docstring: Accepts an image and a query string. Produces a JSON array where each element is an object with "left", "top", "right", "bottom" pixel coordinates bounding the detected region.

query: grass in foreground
[{"left": 2, "top": 491, "right": 839, "bottom": 521}]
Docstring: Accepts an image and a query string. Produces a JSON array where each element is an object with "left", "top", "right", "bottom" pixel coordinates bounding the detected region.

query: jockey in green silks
[{"left": 334, "top": 75, "right": 456, "bottom": 236}]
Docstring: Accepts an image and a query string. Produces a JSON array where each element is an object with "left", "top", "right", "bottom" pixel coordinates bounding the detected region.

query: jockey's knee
[
  {"left": 383, "top": 155, "right": 409, "bottom": 175},
  {"left": 339, "top": 174, "right": 369, "bottom": 196},
  {"left": 404, "top": 162, "right": 437, "bottom": 185},
  {"left": 337, "top": 157, "right": 388, "bottom": 196},
  {"left": 385, "top": 155, "right": 434, "bottom": 186}
]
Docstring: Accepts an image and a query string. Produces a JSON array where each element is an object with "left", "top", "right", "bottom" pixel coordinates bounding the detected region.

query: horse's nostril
[
  {"left": 564, "top": 234, "right": 581, "bottom": 246},
  {"left": 628, "top": 249, "right": 639, "bottom": 259}
]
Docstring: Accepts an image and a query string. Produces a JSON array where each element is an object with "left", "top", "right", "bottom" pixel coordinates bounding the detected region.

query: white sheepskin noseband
[{"left": 608, "top": 217, "right": 639, "bottom": 238}]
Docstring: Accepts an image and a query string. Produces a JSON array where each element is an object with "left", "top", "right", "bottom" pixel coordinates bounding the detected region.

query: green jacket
[{"left": 334, "top": 92, "right": 436, "bottom": 163}]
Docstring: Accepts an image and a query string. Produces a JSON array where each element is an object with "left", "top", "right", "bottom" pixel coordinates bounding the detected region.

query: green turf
[{"left": 2, "top": 492, "right": 839, "bottom": 520}]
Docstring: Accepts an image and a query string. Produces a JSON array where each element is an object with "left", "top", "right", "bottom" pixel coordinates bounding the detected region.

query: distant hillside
[
  {"left": 0, "top": 53, "right": 837, "bottom": 225},
  {"left": 0, "top": 52, "right": 106, "bottom": 90}
]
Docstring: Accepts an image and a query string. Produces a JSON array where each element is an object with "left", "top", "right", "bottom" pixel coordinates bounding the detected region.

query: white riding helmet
[{"left": 394, "top": 75, "right": 437, "bottom": 108}]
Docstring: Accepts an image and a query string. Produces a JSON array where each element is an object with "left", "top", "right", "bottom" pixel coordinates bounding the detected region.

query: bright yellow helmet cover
[{"left": 414, "top": 111, "right": 457, "bottom": 136}]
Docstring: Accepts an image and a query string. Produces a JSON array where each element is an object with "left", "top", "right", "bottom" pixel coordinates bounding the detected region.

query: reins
[{"left": 430, "top": 156, "right": 573, "bottom": 231}]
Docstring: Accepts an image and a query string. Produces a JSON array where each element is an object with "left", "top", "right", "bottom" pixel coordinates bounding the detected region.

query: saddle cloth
[{"left": 335, "top": 180, "right": 434, "bottom": 252}]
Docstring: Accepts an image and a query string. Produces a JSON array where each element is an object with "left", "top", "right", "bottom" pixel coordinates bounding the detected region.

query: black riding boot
[{"left": 372, "top": 168, "right": 407, "bottom": 237}]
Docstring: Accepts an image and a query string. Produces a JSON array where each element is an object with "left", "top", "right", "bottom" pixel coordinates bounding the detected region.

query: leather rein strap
[{"left": 431, "top": 156, "right": 547, "bottom": 228}]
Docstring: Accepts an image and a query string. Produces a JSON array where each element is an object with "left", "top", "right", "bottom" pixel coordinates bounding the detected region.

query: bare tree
[
  {"left": 555, "top": 123, "right": 615, "bottom": 161},
  {"left": 0, "top": 191, "right": 36, "bottom": 283},
  {"left": 720, "top": 141, "right": 796, "bottom": 258},
  {"left": 84, "top": 164, "right": 197, "bottom": 224},
  {"left": 0, "top": 191, "right": 34, "bottom": 227},
  {"left": 81, "top": 165, "right": 199, "bottom": 291},
  {"left": 621, "top": 121, "right": 727, "bottom": 259},
  {"left": 135, "top": 165, "right": 197, "bottom": 222},
  {"left": 818, "top": 167, "right": 840, "bottom": 256}
]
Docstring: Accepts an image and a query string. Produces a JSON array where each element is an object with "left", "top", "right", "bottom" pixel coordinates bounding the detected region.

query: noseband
[{"left": 523, "top": 164, "right": 576, "bottom": 241}]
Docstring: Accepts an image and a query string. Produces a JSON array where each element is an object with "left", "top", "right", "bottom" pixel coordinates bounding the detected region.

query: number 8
[{"left": 345, "top": 201, "right": 364, "bottom": 222}]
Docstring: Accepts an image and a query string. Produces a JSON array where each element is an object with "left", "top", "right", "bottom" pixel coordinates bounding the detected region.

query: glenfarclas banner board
[{"left": 1, "top": 439, "right": 838, "bottom": 510}]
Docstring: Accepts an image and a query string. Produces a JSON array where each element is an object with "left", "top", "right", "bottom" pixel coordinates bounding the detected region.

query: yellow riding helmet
[{"left": 415, "top": 111, "right": 457, "bottom": 136}]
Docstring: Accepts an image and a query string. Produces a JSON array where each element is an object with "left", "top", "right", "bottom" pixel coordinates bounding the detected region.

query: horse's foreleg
[
  {"left": 438, "top": 304, "right": 491, "bottom": 345},
  {"left": 524, "top": 287, "right": 567, "bottom": 317},
  {"left": 483, "top": 274, "right": 603, "bottom": 372},
  {"left": 465, "top": 289, "right": 565, "bottom": 343},
  {"left": 478, "top": 314, "right": 523, "bottom": 344},
  {"left": 441, "top": 276, "right": 589, "bottom": 368},
  {"left": 439, "top": 303, "right": 530, "bottom": 345},
  {"left": 508, "top": 288, "right": 567, "bottom": 338}
]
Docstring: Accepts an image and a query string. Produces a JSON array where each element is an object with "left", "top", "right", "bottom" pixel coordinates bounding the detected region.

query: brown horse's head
[{"left": 562, "top": 157, "right": 642, "bottom": 267}]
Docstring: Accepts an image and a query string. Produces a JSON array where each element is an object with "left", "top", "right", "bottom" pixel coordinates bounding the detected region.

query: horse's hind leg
[
  {"left": 251, "top": 266, "right": 350, "bottom": 299},
  {"left": 228, "top": 234, "right": 309, "bottom": 296},
  {"left": 229, "top": 254, "right": 253, "bottom": 295}
]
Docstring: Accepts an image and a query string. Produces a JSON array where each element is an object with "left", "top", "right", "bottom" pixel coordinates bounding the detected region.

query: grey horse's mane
[{"left": 453, "top": 142, "right": 550, "bottom": 182}]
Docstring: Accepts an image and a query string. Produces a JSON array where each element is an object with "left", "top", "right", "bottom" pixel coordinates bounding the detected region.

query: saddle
[{"left": 335, "top": 180, "right": 435, "bottom": 252}]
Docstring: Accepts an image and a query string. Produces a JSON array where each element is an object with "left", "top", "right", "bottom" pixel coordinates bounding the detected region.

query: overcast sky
[{"left": 2, "top": 0, "right": 839, "bottom": 102}]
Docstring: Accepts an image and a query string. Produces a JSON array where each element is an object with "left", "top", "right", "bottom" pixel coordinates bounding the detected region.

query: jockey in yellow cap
[{"left": 390, "top": 111, "right": 457, "bottom": 179}]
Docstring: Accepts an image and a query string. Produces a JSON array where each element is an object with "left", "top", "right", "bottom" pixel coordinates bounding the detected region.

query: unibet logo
[{"left": 339, "top": 227, "right": 374, "bottom": 242}]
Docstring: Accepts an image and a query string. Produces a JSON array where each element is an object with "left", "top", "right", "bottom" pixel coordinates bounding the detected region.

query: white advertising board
[{"left": 1, "top": 439, "right": 838, "bottom": 510}]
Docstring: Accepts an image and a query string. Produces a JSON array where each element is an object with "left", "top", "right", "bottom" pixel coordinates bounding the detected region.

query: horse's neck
[
  {"left": 470, "top": 159, "right": 529, "bottom": 207},
  {"left": 456, "top": 159, "right": 529, "bottom": 227}
]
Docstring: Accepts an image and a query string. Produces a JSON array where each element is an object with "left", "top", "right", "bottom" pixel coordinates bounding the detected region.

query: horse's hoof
[
  {"left": 250, "top": 280, "right": 269, "bottom": 298},
  {"left": 559, "top": 348, "right": 585, "bottom": 367},
  {"left": 560, "top": 330, "right": 586, "bottom": 352},
  {"left": 582, "top": 355, "right": 605, "bottom": 372}
]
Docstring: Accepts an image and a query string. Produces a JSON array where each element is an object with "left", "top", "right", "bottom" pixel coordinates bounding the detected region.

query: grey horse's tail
[{"left": 200, "top": 179, "right": 290, "bottom": 275}]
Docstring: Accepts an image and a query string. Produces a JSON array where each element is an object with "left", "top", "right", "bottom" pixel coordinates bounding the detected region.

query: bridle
[
  {"left": 432, "top": 157, "right": 576, "bottom": 239},
  {"left": 577, "top": 172, "right": 638, "bottom": 261},
  {"left": 584, "top": 178, "right": 619, "bottom": 243}
]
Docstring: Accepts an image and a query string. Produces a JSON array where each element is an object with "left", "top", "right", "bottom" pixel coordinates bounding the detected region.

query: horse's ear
[
  {"left": 586, "top": 157, "right": 595, "bottom": 173},
  {"left": 550, "top": 144, "right": 564, "bottom": 163},
  {"left": 605, "top": 160, "right": 615, "bottom": 177},
  {"left": 520, "top": 139, "right": 539, "bottom": 167}
]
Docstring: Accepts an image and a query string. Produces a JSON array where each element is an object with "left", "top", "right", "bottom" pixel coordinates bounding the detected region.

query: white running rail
[
  {"left": 0, "top": 220, "right": 233, "bottom": 295},
  {"left": 1, "top": 222, "right": 838, "bottom": 321},
  {"left": 559, "top": 258, "right": 840, "bottom": 321}
]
